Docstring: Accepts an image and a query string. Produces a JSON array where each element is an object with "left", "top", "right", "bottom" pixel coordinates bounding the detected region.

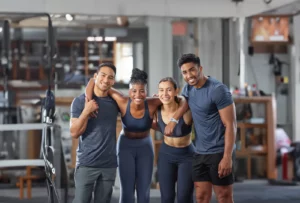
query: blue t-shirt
[
  {"left": 70, "top": 94, "right": 119, "bottom": 168},
  {"left": 181, "top": 77, "right": 233, "bottom": 154}
]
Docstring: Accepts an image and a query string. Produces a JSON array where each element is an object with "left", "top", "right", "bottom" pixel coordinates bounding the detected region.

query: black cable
[
  {"left": 46, "top": 14, "right": 54, "bottom": 92},
  {"left": 41, "top": 126, "right": 61, "bottom": 203}
]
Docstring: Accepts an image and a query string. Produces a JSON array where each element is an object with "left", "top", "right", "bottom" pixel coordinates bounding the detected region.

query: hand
[
  {"left": 218, "top": 156, "right": 232, "bottom": 179},
  {"left": 85, "top": 96, "right": 98, "bottom": 117},
  {"left": 84, "top": 97, "right": 99, "bottom": 117},
  {"left": 164, "top": 121, "right": 176, "bottom": 136}
]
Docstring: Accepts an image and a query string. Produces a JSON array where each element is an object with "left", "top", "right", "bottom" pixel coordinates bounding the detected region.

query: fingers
[
  {"left": 218, "top": 168, "right": 226, "bottom": 178},
  {"left": 218, "top": 167, "right": 232, "bottom": 178}
]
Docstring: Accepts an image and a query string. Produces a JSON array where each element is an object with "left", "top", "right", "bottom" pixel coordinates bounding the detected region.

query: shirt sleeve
[
  {"left": 181, "top": 84, "right": 189, "bottom": 99},
  {"left": 70, "top": 97, "right": 84, "bottom": 118},
  {"left": 211, "top": 85, "right": 233, "bottom": 110}
]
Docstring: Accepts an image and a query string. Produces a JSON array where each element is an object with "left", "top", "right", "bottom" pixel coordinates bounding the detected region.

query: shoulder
[
  {"left": 71, "top": 94, "right": 85, "bottom": 106},
  {"left": 181, "top": 84, "right": 192, "bottom": 97},
  {"left": 207, "top": 77, "right": 229, "bottom": 95},
  {"left": 97, "top": 96, "right": 119, "bottom": 106}
]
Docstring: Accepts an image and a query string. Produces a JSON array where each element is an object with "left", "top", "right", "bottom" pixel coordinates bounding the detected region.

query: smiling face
[
  {"left": 180, "top": 62, "right": 203, "bottom": 87},
  {"left": 94, "top": 66, "right": 115, "bottom": 91},
  {"left": 129, "top": 83, "right": 147, "bottom": 105},
  {"left": 158, "top": 81, "right": 178, "bottom": 105}
]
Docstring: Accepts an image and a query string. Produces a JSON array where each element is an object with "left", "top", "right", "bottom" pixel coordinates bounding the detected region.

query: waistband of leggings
[
  {"left": 160, "top": 141, "right": 195, "bottom": 156},
  {"left": 118, "top": 133, "right": 152, "bottom": 147}
]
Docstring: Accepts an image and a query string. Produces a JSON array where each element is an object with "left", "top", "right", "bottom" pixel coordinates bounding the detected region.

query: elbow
[
  {"left": 233, "top": 120, "right": 237, "bottom": 133},
  {"left": 70, "top": 129, "right": 80, "bottom": 139}
]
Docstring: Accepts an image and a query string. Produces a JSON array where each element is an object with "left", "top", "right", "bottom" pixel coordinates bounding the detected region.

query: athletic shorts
[{"left": 192, "top": 152, "right": 235, "bottom": 186}]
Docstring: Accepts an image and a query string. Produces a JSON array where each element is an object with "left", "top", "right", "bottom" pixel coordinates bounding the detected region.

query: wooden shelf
[
  {"left": 237, "top": 122, "right": 267, "bottom": 129},
  {"left": 234, "top": 96, "right": 276, "bottom": 180}
]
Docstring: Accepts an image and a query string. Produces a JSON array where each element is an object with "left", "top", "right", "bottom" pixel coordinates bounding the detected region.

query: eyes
[
  {"left": 132, "top": 89, "right": 145, "bottom": 94},
  {"left": 100, "top": 73, "right": 114, "bottom": 80},
  {"left": 159, "top": 88, "right": 172, "bottom": 92},
  {"left": 182, "top": 67, "right": 196, "bottom": 75}
]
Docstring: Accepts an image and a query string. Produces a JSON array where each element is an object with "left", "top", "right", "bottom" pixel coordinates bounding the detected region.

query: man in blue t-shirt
[
  {"left": 70, "top": 63, "right": 119, "bottom": 203},
  {"left": 178, "top": 54, "right": 237, "bottom": 203}
]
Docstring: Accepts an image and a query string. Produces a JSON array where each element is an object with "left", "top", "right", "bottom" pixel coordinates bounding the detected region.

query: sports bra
[
  {"left": 156, "top": 106, "right": 192, "bottom": 137},
  {"left": 121, "top": 98, "right": 153, "bottom": 133}
]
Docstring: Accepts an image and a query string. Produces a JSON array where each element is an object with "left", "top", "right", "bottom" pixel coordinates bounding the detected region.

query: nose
[
  {"left": 164, "top": 90, "right": 168, "bottom": 96},
  {"left": 103, "top": 76, "right": 109, "bottom": 83}
]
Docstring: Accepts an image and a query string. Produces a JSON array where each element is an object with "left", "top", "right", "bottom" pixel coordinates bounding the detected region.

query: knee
[
  {"left": 161, "top": 193, "right": 175, "bottom": 203},
  {"left": 177, "top": 193, "right": 193, "bottom": 203},
  {"left": 120, "top": 192, "right": 134, "bottom": 202},
  {"left": 195, "top": 191, "right": 211, "bottom": 203},
  {"left": 216, "top": 190, "right": 233, "bottom": 203}
]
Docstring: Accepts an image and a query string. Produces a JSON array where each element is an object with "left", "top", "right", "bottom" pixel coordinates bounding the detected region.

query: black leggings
[
  {"left": 157, "top": 141, "right": 195, "bottom": 203},
  {"left": 117, "top": 133, "right": 154, "bottom": 203}
]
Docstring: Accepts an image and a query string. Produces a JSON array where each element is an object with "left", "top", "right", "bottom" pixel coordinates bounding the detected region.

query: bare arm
[
  {"left": 219, "top": 103, "right": 237, "bottom": 158},
  {"left": 70, "top": 97, "right": 98, "bottom": 139},
  {"left": 70, "top": 114, "right": 89, "bottom": 139},
  {"left": 172, "top": 96, "right": 189, "bottom": 120},
  {"left": 151, "top": 111, "right": 159, "bottom": 131},
  {"left": 85, "top": 78, "right": 94, "bottom": 101},
  {"left": 108, "top": 88, "right": 128, "bottom": 109},
  {"left": 182, "top": 109, "right": 193, "bottom": 126}
]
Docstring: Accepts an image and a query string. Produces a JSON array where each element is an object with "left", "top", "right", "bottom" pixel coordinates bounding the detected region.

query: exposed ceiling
[
  {"left": 0, "top": 0, "right": 298, "bottom": 18},
  {"left": 0, "top": 13, "right": 146, "bottom": 28},
  {"left": 262, "top": 0, "right": 300, "bottom": 15}
]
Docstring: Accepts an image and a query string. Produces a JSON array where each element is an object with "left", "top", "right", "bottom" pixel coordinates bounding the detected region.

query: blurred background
[{"left": 1, "top": 0, "right": 300, "bottom": 202}]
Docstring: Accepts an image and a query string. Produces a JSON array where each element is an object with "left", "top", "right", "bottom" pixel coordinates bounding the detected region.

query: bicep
[
  {"left": 70, "top": 97, "right": 84, "bottom": 118},
  {"left": 183, "top": 110, "right": 193, "bottom": 125},
  {"left": 212, "top": 85, "right": 233, "bottom": 110},
  {"left": 108, "top": 88, "right": 128, "bottom": 109},
  {"left": 147, "top": 97, "right": 162, "bottom": 112},
  {"left": 218, "top": 103, "right": 236, "bottom": 127}
]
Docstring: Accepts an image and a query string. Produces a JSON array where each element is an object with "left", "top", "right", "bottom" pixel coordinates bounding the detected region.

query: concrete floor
[{"left": 0, "top": 180, "right": 299, "bottom": 203}]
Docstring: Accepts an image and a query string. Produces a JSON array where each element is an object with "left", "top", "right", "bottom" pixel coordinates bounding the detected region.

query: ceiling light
[
  {"left": 65, "top": 14, "right": 74, "bottom": 21},
  {"left": 0, "top": 28, "right": 2, "bottom": 32},
  {"left": 105, "top": 37, "right": 117, "bottom": 41},
  {"left": 95, "top": 37, "right": 103, "bottom": 41},
  {"left": 87, "top": 36, "right": 95, "bottom": 41}
]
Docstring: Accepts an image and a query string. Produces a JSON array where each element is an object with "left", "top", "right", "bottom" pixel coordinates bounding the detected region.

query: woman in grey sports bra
[
  {"left": 152, "top": 77, "right": 196, "bottom": 203},
  {"left": 85, "top": 68, "right": 188, "bottom": 203}
]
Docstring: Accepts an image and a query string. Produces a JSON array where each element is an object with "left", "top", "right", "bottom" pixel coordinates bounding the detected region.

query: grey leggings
[{"left": 116, "top": 133, "right": 154, "bottom": 203}]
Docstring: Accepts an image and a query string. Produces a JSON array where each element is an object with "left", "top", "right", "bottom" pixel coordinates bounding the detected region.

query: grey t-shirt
[
  {"left": 181, "top": 77, "right": 234, "bottom": 154},
  {"left": 70, "top": 94, "right": 119, "bottom": 168}
]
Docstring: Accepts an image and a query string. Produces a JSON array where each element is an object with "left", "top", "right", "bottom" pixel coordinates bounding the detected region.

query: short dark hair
[
  {"left": 97, "top": 63, "right": 117, "bottom": 75},
  {"left": 177, "top": 53, "right": 201, "bottom": 68},
  {"left": 158, "top": 77, "right": 179, "bottom": 103},
  {"left": 130, "top": 68, "right": 148, "bottom": 85}
]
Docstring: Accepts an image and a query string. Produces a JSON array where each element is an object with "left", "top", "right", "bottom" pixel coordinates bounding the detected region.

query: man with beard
[
  {"left": 70, "top": 63, "right": 119, "bottom": 203},
  {"left": 178, "top": 54, "right": 237, "bottom": 203}
]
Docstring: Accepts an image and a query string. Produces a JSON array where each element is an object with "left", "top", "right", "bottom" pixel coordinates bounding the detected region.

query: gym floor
[{"left": 0, "top": 180, "right": 299, "bottom": 203}]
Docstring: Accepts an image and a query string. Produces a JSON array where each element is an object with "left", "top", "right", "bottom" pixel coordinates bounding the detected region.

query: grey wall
[
  {"left": 197, "top": 18, "right": 223, "bottom": 82},
  {"left": 146, "top": 16, "right": 173, "bottom": 96}
]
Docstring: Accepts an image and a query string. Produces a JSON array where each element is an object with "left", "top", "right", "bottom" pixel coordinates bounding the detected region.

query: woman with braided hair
[{"left": 85, "top": 68, "right": 188, "bottom": 203}]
